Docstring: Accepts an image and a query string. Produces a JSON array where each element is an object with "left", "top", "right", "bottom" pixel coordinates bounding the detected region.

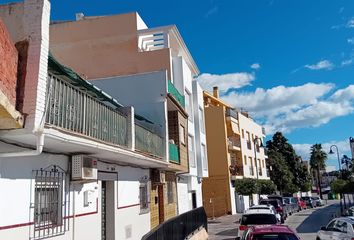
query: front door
[
  {"left": 191, "top": 191, "right": 197, "bottom": 209},
  {"left": 158, "top": 184, "right": 165, "bottom": 224}
]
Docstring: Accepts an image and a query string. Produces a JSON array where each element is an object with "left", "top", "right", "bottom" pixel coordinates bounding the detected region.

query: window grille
[
  {"left": 139, "top": 182, "right": 149, "bottom": 213},
  {"left": 167, "top": 181, "right": 174, "bottom": 204},
  {"left": 32, "top": 165, "right": 68, "bottom": 239}
]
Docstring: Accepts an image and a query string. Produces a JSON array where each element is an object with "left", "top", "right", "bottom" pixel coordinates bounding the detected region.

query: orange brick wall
[{"left": 0, "top": 18, "right": 18, "bottom": 106}]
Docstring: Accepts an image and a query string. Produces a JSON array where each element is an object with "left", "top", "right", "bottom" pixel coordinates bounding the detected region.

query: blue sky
[{"left": 1, "top": 0, "right": 353, "bottom": 168}]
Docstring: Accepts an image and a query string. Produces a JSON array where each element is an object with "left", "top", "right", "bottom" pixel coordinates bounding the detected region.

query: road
[
  {"left": 207, "top": 200, "right": 341, "bottom": 240},
  {"left": 286, "top": 200, "right": 340, "bottom": 240}
]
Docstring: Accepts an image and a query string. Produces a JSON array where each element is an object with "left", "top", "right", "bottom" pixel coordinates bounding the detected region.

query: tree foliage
[
  {"left": 331, "top": 179, "right": 349, "bottom": 194},
  {"left": 234, "top": 178, "right": 277, "bottom": 195},
  {"left": 257, "top": 179, "right": 277, "bottom": 195},
  {"left": 266, "top": 132, "right": 311, "bottom": 194},
  {"left": 234, "top": 178, "right": 258, "bottom": 195}
]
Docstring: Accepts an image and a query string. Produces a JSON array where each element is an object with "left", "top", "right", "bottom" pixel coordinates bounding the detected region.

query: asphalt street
[
  {"left": 208, "top": 200, "right": 341, "bottom": 240},
  {"left": 286, "top": 200, "right": 340, "bottom": 240}
]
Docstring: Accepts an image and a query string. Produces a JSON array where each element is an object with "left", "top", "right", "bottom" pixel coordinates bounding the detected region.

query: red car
[
  {"left": 294, "top": 197, "right": 307, "bottom": 211},
  {"left": 240, "top": 225, "right": 301, "bottom": 240}
]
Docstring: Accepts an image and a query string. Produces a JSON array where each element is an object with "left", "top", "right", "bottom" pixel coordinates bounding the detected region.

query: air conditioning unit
[
  {"left": 72, "top": 155, "right": 98, "bottom": 181},
  {"left": 151, "top": 169, "right": 165, "bottom": 184}
]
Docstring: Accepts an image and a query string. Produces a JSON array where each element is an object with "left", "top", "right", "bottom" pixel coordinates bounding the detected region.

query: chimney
[
  {"left": 213, "top": 86, "right": 219, "bottom": 98},
  {"left": 76, "top": 13, "right": 85, "bottom": 21}
]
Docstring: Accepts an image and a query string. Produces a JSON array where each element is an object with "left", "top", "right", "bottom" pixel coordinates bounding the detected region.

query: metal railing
[
  {"left": 168, "top": 80, "right": 185, "bottom": 107},
  {"left": 135, "top": 124, "right": 164, "bottom": 157},
  {"left": 169, "top": 143, "right": 180, "bottom": 163},
  {"left": 141, "top": 207, "right": 207, "bottom": 240},
  {"left": 229, "top": 164, "right": 244, "bottom": 176},
  {"left": 228, "top": 137, "right": 241, "bottom": 149},
  {"left": 226, "top": 108, "right": 238, "bottom": 120},
  {"left": 46, "top": 74, "right": 128, "bottom": 146}
]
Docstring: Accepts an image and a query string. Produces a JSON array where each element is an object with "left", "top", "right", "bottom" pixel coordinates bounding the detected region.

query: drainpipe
[{"left": 0, "top": 129, "right": 45, "bottom": 157}]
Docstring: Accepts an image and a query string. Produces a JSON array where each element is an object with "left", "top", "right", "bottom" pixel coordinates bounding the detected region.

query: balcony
[
  {"left": 135, "top": 124, "right": 164, "bottom": 157},
  {"left": 169, "top": 142, "right": 180, "bottom": 164},
  {"left": 46, "top": 73, "right": 128, "bottom": 147},
  {"left": 225, "top": 108, "right": 238, "bottom": 120},
  {"left": 168, "top": 80, "right": 185, "bottom": 108},
  {"left": 229, "top": 164, "right": 244, "bottom": 176},
  {"left": 228, "top": 137, "right": 241, "bottom": 151}
]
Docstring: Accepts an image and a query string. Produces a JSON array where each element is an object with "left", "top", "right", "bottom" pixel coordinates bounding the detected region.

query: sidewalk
[{"left": 207, "top": 214, "right": 241, "bottom": 240}]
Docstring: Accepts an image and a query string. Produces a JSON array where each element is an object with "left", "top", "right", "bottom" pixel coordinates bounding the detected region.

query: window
[
  {"left": 188, "top": 135, "right": 196, "bottom": 167},
  {"left": 167, "top": 181, "right": 174, "bottom": 204},
  {"left": 242, "top": 129, "right": 245, "bottom": 138},
  {"left": 185, "top": 90, "right": 193, "bottom": 122},
  {"left": 179, "top": 125, "right": 186, "bottom": 145},
  {"left": 199, "top": 107, "right": 205, "bottom": 133},
  {"left": 201, "top": 144, "right": 207, "bottom": 170},
  {"left": 249, "top": 157, "right": 253, "bottom": 166},
  {"left": 244, "top": 155, "right": 247, "bottom": 165},
  {"left": 139, "top": 182, "right": 149, "bottom": 213},
  {"left": 33, "top": 167, "right": 67, "bottom": 238}
]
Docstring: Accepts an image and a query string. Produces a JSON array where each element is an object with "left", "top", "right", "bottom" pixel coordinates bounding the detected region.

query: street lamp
[
  {"left": 329, "top": 145, "right": 343, "bottom": 215},
  {"left": 329, "top": 145, "right": 342, "bottom": 176}
]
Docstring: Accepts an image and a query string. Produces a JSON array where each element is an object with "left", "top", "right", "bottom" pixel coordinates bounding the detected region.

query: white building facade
[{"left": 0, "top": 2, "right": 170, "bottom": 240}]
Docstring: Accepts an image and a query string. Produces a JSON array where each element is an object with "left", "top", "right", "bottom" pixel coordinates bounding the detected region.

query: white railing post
[{"left": 121, "top": 106, "right": 135, "bottom": 150}]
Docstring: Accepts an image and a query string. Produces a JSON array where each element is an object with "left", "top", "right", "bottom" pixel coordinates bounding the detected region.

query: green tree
[
  {"left": 266, "top": 132, "right": 310, "bottom": 193},
  {"left": 266, "top": 149, "right": 298, "bottom": 194},
  {"left": 257, "top": 179, "right": 277, "bottom": 195},
  {"left": 310, "top": 143, "right": 327, "bottom": 198},
  {"left": 234, "top": 178, "right": 258, "bottom": 196}
]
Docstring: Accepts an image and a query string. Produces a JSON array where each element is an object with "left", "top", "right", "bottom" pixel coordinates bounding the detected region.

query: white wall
[
  {"left": 238, "top": 112, "right": 269, "bottom": 180},
  {"left": 91, "top": 70, "right": 169, "bottom": 161},
  {"left": 116, "top": 165, "right": 150, "bottom": 240}
]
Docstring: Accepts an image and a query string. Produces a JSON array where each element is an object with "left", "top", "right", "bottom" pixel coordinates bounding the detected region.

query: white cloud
[
  {"left": 250, "top": 63, "right": 261, "bottom": 70},
  {"left": 330, "top": 85, "right": 354, "bottom": 102},
  {"left": 293, "top": 140, "right": 351, "bottom": 163},
  {"left": 341, "top": 59, "right": 353, "bottom": 66},
  {"left": 221, "top": 83, "right": 354, "bottom": 135},
  {"left": 197, "top": 72, "right": 255, "bottom": 92},
  {"left": 347, "top": 38, "right": 354, "bottom": 44},
  {"left": 305, "top": 60, "right": 334, "bottom": 70},
  {"left": 346, "top": 17, "right": 354, "bottom": 28}
]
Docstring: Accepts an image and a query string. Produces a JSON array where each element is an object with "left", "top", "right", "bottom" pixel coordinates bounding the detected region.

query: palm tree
[{"left": 310, "top": 144, "right": 327, "bottom": 199}]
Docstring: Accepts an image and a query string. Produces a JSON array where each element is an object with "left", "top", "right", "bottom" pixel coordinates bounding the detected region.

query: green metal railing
[
  {"left": 168, "top": 81, "right": 185, "bottom": 108},
  {"left": 169, "top": 143, "right": 180, "bottom": 164},
  {"left": 135, "top": 124, "right": 164, "bottom": 157},
  {"left": 46, "top": 73, "right": 128, "bottom": 146}
]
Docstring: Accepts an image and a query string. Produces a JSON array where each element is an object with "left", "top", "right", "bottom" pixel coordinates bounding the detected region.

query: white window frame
[
  {"left": 185, "top": 89, "right": 193, "bottom": 123},
  {"left": 199, "top": 107, "right": 205, "bottom": 133},
  {"left": 188, "top": 135, "right": 196, "bottom": 168},
  {"left": 201, "top": 144, "right": 207, "bottom": 171},
  {"left": 179, "top": 125, "right": 186, "bottom": 145}
]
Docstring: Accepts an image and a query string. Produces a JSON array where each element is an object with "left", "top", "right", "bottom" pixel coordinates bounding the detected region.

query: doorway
[
  {"left": 101, "top": 180, "right": 115, "bottom": 240},
  {"left": 191, "top": 191, "right": 197, "bottom": 209},
  {"left": 158, "top": 184, "right": 165, "bottom": 224}
]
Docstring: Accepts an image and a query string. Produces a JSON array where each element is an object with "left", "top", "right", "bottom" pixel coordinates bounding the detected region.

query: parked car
[
  {"left": 294, "top": 197, "right": 307, "bottom": 211},
  {"left": 301, "top": 196, "right": 315, "bottom": 208},
  {"left": 267, "top": 195, "right": 292, "bottom": 218},
  {"left": 283, "top": 197, "right": 299, "bottom": 214},
  {"left": 312, "top": 196, "right": 324, "bottom": 207},
  {"left": 248, "top": 205, "right": 281, "bottom": 223},
  {"left": 317, "top": 217, "right": 354, "bottom": 240},
  {"left": 241, "top": 225, "right": 301, "bottom": 240},
  {"left": 259, "top": 199, "right": 287, "bottom": 223},
  {"left": 236, "top": 209, "right": 279, "bottom": 239}
]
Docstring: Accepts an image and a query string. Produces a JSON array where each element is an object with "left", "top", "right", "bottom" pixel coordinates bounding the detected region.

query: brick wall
[
  {"left": 0, "top": 18, "right": 18, "bottom": 106},
  {"left": 168, "top": 110, "right": 189, "bottom": 172}
]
